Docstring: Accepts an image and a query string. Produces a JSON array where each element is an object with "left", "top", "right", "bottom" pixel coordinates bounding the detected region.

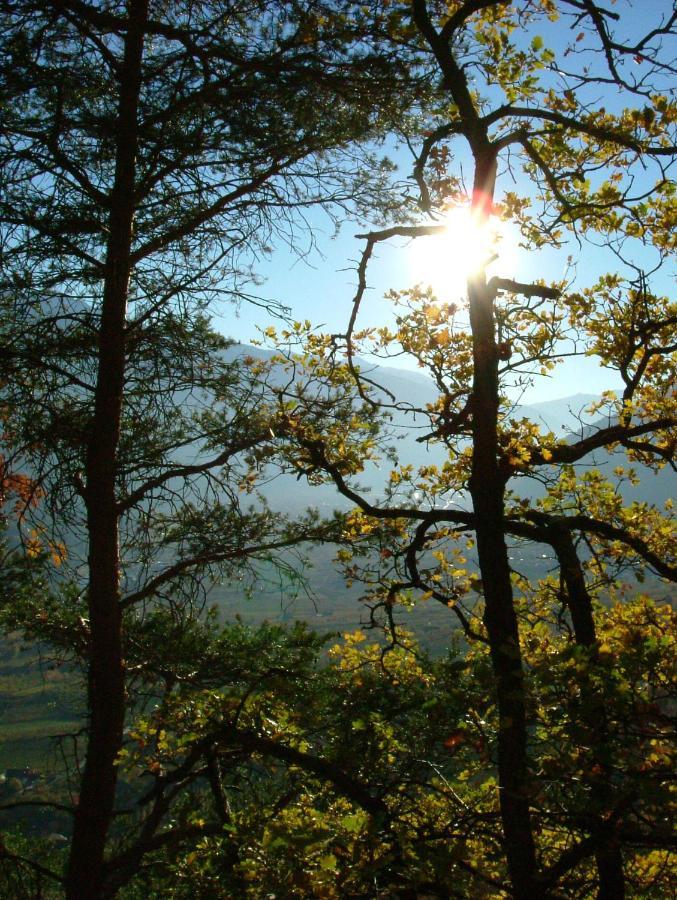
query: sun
[{"left": 408, "top": 206, "right": 518, "bottom": 303}]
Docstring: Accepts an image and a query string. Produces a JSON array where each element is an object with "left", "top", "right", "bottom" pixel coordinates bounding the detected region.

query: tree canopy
[{"left": 0, "top": 1, "right": 675, "bottom": 898}]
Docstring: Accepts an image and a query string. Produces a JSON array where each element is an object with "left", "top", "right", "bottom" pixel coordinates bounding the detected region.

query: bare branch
[{"left": 488, "top": 277, "right": 561, "bottom": 300}]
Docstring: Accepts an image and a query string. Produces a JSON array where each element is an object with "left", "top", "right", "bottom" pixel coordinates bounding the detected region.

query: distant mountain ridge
[
  {"left": 227, "top": 344, "right": 673, "bottom": 513},
  {"left": 226, "top": 343, "right": 601, "bottom": 435}
]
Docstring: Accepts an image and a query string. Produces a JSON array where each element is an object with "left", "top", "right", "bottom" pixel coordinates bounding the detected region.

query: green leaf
[{"left": 340, "top": 814, "right": 364, "bottom": 833}]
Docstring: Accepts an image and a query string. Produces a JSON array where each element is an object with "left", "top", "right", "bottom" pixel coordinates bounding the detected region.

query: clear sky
[
  {"left": 214, "top": 163, "right": 670, "bottom": 405},
  {"left": 213, "top": 189, "right": 663, "bottom": 405},
  {"left": 213, "top": 1, "right": 675, "bottom": 406}
]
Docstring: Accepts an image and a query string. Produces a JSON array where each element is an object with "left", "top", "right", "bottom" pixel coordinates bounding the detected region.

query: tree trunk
[
  {"left": 553, "top": 529, "right": 625, "bottom": 899},
  {"left": 466, "top": 151, "right": 538, "bottom": 898},
  {"left": 65, "top": 1, "right": 148, "bottom": 896}
]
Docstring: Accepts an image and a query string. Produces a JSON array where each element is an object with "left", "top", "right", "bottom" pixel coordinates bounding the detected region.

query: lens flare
[{"left": 408, "top": 207, "right": 518, "bottom": 303}]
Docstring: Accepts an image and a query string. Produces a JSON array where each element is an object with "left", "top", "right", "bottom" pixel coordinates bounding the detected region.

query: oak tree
[{"left": 263, "top": 1, "right": 675, "bottom": 896}]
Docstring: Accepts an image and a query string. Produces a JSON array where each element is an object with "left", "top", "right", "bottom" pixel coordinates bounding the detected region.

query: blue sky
[
  {"left": 214, "top": 219, "right": 622, "bottom": 404},
  {"left": 213, "top": 174, "right": 668, "bottom": 405},
  {"left": 213, "top": 1, "right": 675, "bottom": 405}
]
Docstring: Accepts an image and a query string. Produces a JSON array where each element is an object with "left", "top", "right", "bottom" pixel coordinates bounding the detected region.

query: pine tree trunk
[
  {"left": 467, "top": 152, "right": 538, "bottom": 898},
  {"left": 65, "top": 2, "right": 148, "bottom": 895}
]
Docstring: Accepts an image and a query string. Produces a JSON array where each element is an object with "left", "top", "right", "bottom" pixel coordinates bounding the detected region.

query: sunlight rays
[{"left": 407, "top": 206, "right": 519, "bottom": 303}]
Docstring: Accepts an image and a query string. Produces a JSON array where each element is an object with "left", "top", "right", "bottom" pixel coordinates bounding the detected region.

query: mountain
[
  {"left": 226, "top": 344, "right": 673, "bottom": 513},
  {"left": 2, "top": 349, "right": 671, "bottom": 773},
  {"left": 216, "top": 349, "right": 671, "bottom": 650},
  {"left": 518, "top": 394, "right": 601, "bottom": 437}
]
